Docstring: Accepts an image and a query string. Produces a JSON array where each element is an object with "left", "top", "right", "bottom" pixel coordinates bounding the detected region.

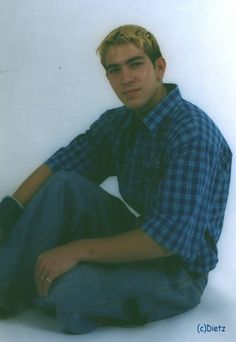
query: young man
[{"left": 0, "top": 25, "right": 232, "bottom": 334}]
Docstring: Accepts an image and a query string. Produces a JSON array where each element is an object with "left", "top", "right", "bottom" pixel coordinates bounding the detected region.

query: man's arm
[
  {"left": 35, "top": 228, "right": 173, "bottom": 296},
  {"left": 78, "top": 228, "right": 172, "bottom": 263},
  {"left": 13, "top": 163, "right": 53, "bottom": 207}
]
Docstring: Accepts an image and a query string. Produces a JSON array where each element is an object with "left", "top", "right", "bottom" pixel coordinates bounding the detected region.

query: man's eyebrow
[{"left": 106, "top": 56, "right": 145, "bottom": 70}]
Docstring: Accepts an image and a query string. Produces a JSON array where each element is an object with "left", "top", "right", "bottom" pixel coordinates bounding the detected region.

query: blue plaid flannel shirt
[{"left": 46, "top": 84, "right": 232, "bottom": 273}]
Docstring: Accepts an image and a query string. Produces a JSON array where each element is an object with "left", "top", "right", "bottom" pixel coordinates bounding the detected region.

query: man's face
[{"left": 105, "top": 43, "right": 166, "bottom": 117}]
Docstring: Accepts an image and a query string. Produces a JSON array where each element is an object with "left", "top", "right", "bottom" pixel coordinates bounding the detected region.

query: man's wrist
[
  {"left": 68, "top": 239, "right": 91, "bottom": 263},
  {"left": 9, "top": 196, "right": 24, "bottom": 210}
]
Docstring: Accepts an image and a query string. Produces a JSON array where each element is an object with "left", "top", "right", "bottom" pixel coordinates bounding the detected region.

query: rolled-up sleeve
[{"left": 141, "top": 141, "right": 224, "bottom": 262}]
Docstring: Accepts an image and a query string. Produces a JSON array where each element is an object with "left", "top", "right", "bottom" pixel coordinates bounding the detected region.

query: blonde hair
[{"left": 97, "top": 24, "right": 162, "bottom": 68}]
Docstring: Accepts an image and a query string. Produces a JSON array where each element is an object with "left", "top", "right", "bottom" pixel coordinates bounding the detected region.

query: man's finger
[
  {"left": 35, "top": 272, "right": 52, "bottom": 297},
  {"left": 42, "top": 277, "right": 53, "bottom": 297}
]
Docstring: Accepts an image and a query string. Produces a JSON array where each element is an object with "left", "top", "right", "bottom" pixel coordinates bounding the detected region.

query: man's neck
[{"left": 134, "top": 83, "right": 167, "bottom": 120}]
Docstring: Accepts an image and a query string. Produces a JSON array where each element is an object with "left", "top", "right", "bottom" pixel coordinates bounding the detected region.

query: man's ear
[{"left": 155, "top": 57, "right": 166, "bottom": 80}]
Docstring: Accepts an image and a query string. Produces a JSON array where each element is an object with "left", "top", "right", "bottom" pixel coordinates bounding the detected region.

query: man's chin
[{"left": 123, "top": 100, "right": 143, "bottom": 110}]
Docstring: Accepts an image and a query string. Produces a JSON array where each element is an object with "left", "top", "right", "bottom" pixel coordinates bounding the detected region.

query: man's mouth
[{"left": 122, "top": 88, "right": 141, "bottom": 96}]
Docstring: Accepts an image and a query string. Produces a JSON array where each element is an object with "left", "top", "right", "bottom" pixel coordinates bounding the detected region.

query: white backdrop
[
  {"left": 0, "top": 0, "right": 236, "bottom": 340},
  {"left": 0, "top": 0, "right": 235, "bottom": 198}
]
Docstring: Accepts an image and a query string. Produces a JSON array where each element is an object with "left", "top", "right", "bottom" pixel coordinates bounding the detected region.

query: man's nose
[{"left": 121, "top": 66, "right": 135, "bottom": 85}]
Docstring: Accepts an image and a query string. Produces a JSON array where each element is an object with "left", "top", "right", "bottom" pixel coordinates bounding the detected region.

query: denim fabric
[{"left": 0, "top": 171, "right": 207, "bottom": 333}]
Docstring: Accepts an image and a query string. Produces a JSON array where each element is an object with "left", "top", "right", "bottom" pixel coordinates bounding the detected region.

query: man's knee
[
  {"left": 42, "top": 265, "right": 104, "bottom": 333},
  {"left": 47, "top": 170, "right": 83, "bottom": 188},
  {"left": 44, "top": 171, "right": 93, "bottom": 202}
]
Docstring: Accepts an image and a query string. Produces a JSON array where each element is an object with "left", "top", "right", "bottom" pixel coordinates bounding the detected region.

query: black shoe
[
  {"left": 0, "top": 196, "right": 24, "bottom": 241},
  {"left": 0, "top": 227, "right": 4, "bottom": 241},
  {"left": 0, "top": 297, "right": 15, "bottom": 319}
]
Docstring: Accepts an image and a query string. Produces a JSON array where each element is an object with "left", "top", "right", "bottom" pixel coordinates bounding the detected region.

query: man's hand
[{"left": 35, "top": 241, "right": 81, "bottom": 297}]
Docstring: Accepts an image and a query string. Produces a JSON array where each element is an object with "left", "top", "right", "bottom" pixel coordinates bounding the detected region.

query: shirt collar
[{"left": 142, "top": 84, "right": 182, "bottom": 131}]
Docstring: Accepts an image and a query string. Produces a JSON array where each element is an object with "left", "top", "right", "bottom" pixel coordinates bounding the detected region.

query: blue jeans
[{"left": 0, "top": 171, "right": 207, "bottom": 334}]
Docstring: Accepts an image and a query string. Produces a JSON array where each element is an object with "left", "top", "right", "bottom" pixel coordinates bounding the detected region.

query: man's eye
[
  {"left": 130, "top": 62, "right": 143, "bottom": 68},
  {"left": 108, "top": 68, "right": 120, "bottom": 75}
]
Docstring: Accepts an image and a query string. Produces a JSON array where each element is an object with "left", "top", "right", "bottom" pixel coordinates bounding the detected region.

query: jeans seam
[{"left": 58, "top": 274, "right": 193, "bottom": 315}]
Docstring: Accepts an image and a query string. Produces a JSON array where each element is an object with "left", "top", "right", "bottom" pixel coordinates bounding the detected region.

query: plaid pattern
[{"left": 46, "top": 84, "right": 232, "bottom": 273}]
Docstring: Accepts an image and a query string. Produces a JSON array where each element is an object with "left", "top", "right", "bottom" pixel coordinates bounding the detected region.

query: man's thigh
[
  {"left": 33, "top": 256, "right": 207, "bottom": 334},
  {"left": 44, "top": 171, "right": 138, "bottom": 239}
]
